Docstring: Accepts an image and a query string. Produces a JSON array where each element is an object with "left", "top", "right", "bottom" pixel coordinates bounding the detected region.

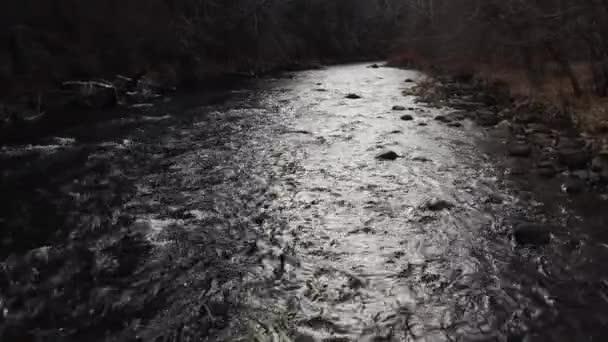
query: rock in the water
[
  {"left": 418, "top": 122, "right": 428, "bottom": 126},
  {"left": 392, "top": 105, "right": 406, "bottom": 111},
  {"left": 294, "top": 332, "right": 317, "bottom": 342},
  {"left": 448, "top": 122, "right": 463, "bottom": 128},
  {"left": 405, "top": 79, "right": 415, "bottom": 83},
  {"left": 376, "top": 150, "right": 399, "bottom": 161},
  {"left": 425, "top": 198, "right": 455, "bottom": 211},
  {"left": 401, "top": 114, "right": 414, "bottom": 121},
  {"left": 434, "top": 115, "right": 451, "bottom": 123},
  {"left": 62, "top": 80, "right": 118, "bottom": 108},
  {"left": 485, "top": 193, "right": 504, "bottom": 204},
  {"left": 564, "top": 179, "right": 585, "bottom": 194},
  {"left": 346, "top": 93, "right": 362, "bottom": 99},
  {"left": 508, "top": 143, "right": 532, "bottom": 157},
  {"left": 476, "top": 110, "right": 500, "bottom": 127},
  {"left": 514, "top": 113, "right": 538, "bottom": 124},
  {"left": 514, "top": 223, "right": 552, "bottom": 246},
  {"left": 536, "top": 163, "right": 558, "bottom": 178},
  {"left": 591, "top": 153, "right": 608, "bottom": 172},
  {"left": 412, "top": 155, "right": 431, "bottom": 162},
  {"left": 369, "top": 64, "right": 380, "bottom": 69},
  {"left": 558, "top": 149, "right": 589, "bottom": 169},
  {"left": 494, "top": 120, "right": 511, "bottom": 133}
]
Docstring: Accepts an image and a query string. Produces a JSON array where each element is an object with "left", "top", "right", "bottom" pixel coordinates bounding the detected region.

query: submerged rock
[
  {"left": 412, "top": 155, "right": 431, "bottom": 162},
  {"left": 392, "top": 105, "right": 406, "bottom": 111},
  {"left": 434, "top": 115, "right": 451, "bottom": 123},
  {"left": 536, "top": 162, "right": 558, "bottom": 178},
  {"left": 558, "top": 149, "right": 589, "bottom": 169},
  {"left": 514, "top": 223, "right": 552, "bottom": 246},
  {"left": 376, "top": 150, "right": 399, "bottom": 161},
  {"left": 563, "top": 179, "right": 585, "bottom": 194},
  {"left": 476, "top": 110, "right": 500, "bottom": 127},
  {"left": 508, "top": 143, "right": 532, "bottom": 157},
  {"left": 346, "top": 93, "right": 362, "bottom": 99},
  {"left": 404, "top": 78, "right": 415, "bottom": 83},
  {"left": 591, "top": 153, "right": 608, "bottom": 172},
  {"left": 400, "top": 114, "right": 414, "bottom": 121}
]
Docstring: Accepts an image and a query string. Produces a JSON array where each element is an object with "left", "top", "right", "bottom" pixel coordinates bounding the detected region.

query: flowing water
[{"left": 2, "top": 64, "right": 608, "bottom": 341}]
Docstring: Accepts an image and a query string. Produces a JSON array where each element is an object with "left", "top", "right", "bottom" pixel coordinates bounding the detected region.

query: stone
[
  {"left": 536, "top": 164, "right": 558, "bottom": 178},
  {"left": 485, "top": 193, "right": 504, "bottom": 204},
  {"left": 557, "top": 149, "right": 590, "bottom": 169},
  {"left": 345, "top": 93, "right": 362, "bottom": 99},
  {"left": 376, "top": 150, "right": 399, "bottom": 161},
  {"left": 514, "top": 223, "right": 552, "bottom": 246},
  {"left": 62, "top": 80, "right": 118, "bottom": 108},
  {"left": 294, "top": 332, "right": 317, "bottom": 342},
  {"left": 448, "top": 122, "right": 463, "bottom": 128},
  {"left": 434, "top": 115, "right": 451, "bottom": 123},
  {"left": 508, "top": 143, "right": 532, "bottom": 157},
  {"left": 476, "top": 110, "right": 500, "bottom": 127},
  {"left": 400, "top": 114, "right": 414, "bottom": 121},
  {"left": 405, "top": 79, "right": 415, "bottom": 83},
  {"left": 418, "top": 122, "right": 428, "bottom": 126},
  {"left": 412, "top": 156, "right": 431, "bottom": 162},
  {"left": 563, "top": 179, "right": 585, "bottom": 194},
  {"left": 425, "top": 198, "right": 455, "bottom": 211},
  {"left": 392, "top": 105, "right": 406, "bottom": 111},
  {"left": 591, "top": 153, "right": 608, "bottom": 172},
  {"left": 514, "top": 113, "right": 538, "bottom": 124},
  {"left": 369, "top": 64, "right": 380, "bottom": 69}
]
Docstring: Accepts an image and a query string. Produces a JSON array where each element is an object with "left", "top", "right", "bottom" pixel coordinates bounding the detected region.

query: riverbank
[{"left": 402, "top": 73, "right": 608, "bottom": 196}]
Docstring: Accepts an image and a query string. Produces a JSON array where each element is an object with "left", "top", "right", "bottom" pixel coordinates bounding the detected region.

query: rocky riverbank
[{"left": 405, "top": 75, "right": 608, "bottom": 195}]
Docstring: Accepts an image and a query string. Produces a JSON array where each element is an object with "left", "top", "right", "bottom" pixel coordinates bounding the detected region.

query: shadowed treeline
[{"left": 0, "top": 0, "right": 406, "bottom": 102}]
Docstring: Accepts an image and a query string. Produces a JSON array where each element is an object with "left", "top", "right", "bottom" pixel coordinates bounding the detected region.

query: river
[{"left": 1, "top": 63, "right": 608, "bottom": 341}]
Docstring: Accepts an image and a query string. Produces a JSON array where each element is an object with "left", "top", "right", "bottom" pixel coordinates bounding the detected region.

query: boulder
[
  {"left": 346, "top": 93, "right": 362, "bottom": 99},
  {"left": 508, "top": 143, "right": 532, "bottom": 157},
  {"left": 424, "top": 198, "right": 455, "bottom": 211},
  {"left": 591, "top": 153, "right": 608, "bottom": 172},
  {"left": 434, "top": 115, "right": 451, "bottom": 123},
  {"left": 514, "top": 223, "right": 552, "bottom": 246},
  {"left": 61, "top": 81, "right": 118, "bottom": 109},
  {"left": 376, "top": 150, "right": 399, "bottom": 161},
  {"left": 476, "top": 110, "right": 500, "bottom": 127},
  {"left": 400, "top": 114, "right": 414, "bottom": 121},
  {"left": 536, "top": 162, "right": 558, "bottom": 178},
  {"left": 557, "top": 149, "right": 590, "bottom": 169},
  {"left": 392, "top": 105, "right": 406, "bottom": 111},
  {"left": 563, "top": 179, "right": 585, "bottom": 194}
]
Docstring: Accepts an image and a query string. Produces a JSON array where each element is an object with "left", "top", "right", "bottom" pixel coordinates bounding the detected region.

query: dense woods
[{"left": 0, "top": 0, "right": 406, "bottom": 101}]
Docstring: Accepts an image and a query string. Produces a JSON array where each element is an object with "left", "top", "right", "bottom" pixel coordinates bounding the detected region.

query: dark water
[{"left": 1, "top": 64, "right": 608, "bottom": 341}]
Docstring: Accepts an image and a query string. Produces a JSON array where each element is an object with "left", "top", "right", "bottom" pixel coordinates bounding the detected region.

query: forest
[{"left": 0, "top": 1, "right": 404, "bottom": 100}]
